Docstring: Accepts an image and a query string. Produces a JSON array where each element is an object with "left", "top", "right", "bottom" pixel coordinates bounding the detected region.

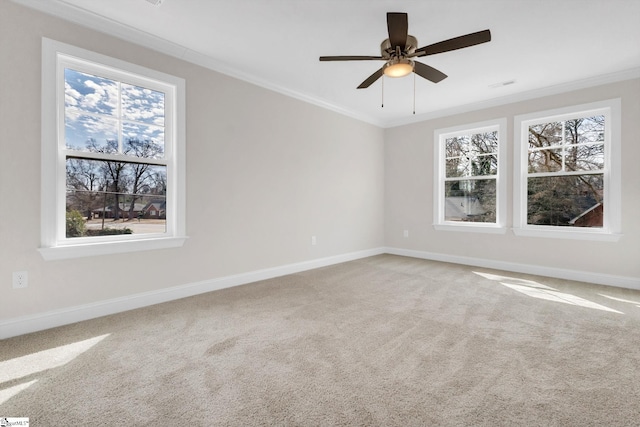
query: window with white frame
[
  {"left": 40, "top": 38, "right": 186, "bottom": 260},
  {"left": 513, "top": 99, "right": 621, "bottom": 241},
  {"left": 434, "top": 119, "right": 506, "bottom": 233}
]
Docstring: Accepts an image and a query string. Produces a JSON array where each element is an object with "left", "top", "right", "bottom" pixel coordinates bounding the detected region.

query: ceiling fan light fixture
[{"left": 383, "top": 58, "right": 414, "bottom": 78}]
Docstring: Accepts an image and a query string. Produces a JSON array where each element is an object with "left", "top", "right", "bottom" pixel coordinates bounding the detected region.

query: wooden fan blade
[
  {"left": 387, "top": 12, "right": 408, "bottom": 50},
  {"left": 407, "top": 51, "right": 426, "bottom": 58},
  {"left": 416, "top": 29, "right": 491, "bottom": 56},
  {"left": 357, "top": 67, "right": 384, "bottom": 89},
  {"left": 414, "top": 61, "right": 447, "bottom": 83},
  {"left": 319, "top": 56, "right": 384, "bottom": 61}
]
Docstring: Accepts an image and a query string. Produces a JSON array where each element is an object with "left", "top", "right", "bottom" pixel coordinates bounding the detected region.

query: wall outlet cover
[{"left": 13, "top": 271, "right": 28, "bottom": 289}]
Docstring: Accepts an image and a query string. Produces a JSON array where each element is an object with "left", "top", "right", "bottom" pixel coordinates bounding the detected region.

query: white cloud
[
  {"left": 84, "top": 79, "right": 104, "bottom": 94},
  {"left": 65, "top": 81, "right": 81, "bottom": 106}
]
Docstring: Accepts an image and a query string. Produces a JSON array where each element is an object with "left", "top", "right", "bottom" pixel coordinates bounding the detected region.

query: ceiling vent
[{"left": 489, "top": 80, "right": 516, "bottom": 88}]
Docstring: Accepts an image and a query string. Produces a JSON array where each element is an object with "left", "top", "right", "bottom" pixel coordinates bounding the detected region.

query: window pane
[
  {"left": 64, "top": 68, "right": 118, "bottom": 116},
  {"left": 446, "top": 132, "right": 497, "bottom": 157},
  {"left": 527, "top": 174, "right": 603, "bottom": 227},
  {"left": 445, "top": 132, "right": 498, "bottom": 178},
  {"left": 528, "top": 149, "right": 563, "bottom": 173},
  {"left": 66, "top": 158, "right": 167, "bottom": 238},
  {"left": 122, "top": 84, "right": 165, "bottom": 126},
  {"left": 529, "top": 122, "right": 562, "bottom": 149},
  {"left": 564, "top": 116, "right": 605, "bottom": 145},
  {"left": 565, "top": 144, "right": 604, "bottom": 171},
  {"left": 444, "top": 179, "right": 496, "bottom": 223},
  {"left": 65, "top": 112, "right": 118, "bottom": 153},
  {"left": 122, "top": 123, "right": 165, "bottom": 158},
  {"left": 445, "top": 136, "right": 470, "bottom": 158},
  {"left": 447, "top": 154, "right": 498, "bottom": 178},
  {"left": 471, "top": 131, "right": 498, "bottom": 154},
  {"left": 472, "top": 154, "right": 498, "bottom": 176},
  {"left": 446, "top": 157, "right": 468, "bottom": 178}
]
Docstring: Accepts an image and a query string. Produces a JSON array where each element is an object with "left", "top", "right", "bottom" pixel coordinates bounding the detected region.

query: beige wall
[
  {"left": 1, "top": 1, "right": 638, "bottom": 331},
  {"left": 0, "top": 2, "right": 385, "bottom": 321},
  {"left": 385, "top": 78, "right": 640, "bottom": 279}
]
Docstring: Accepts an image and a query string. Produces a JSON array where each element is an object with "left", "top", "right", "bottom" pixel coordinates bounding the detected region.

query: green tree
[{"left": 66, "top": 209, "right": 87, "bottom": 237}]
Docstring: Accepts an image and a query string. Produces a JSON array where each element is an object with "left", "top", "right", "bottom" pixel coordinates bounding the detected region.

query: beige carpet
[{"left": 1, "top": 255, "right": 640, "bottom": 426}]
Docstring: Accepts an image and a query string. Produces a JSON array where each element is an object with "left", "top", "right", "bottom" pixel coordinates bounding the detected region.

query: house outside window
[
  {"left": 513, "top": 99, "right": 621, "bottom": 241},
  {"left": 40, "top": 38, "right": 186, "bottom": 260},
  {"left": 434, "top": 119, "right": 507, "bottom": 233}
]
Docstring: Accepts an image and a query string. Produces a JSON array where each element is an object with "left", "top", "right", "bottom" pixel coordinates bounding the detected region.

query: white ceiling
[{"left": 15, "top": 0, "right": 640, "bottom": 127}]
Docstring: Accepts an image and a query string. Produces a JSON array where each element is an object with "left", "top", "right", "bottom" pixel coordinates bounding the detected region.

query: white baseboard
[
  {"left": 384, "top": 247, "right": 640, "bottom": 291},
  {"left": 0, "top": 247, "right": 385, "bottom": 339},
  {"left": 3, "top": 246, "right": 637, "bottom": 339}
]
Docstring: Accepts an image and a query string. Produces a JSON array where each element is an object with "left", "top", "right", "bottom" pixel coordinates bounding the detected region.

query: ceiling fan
[{"left": 320, "top": 12, "right": 491, "bottom": 89}]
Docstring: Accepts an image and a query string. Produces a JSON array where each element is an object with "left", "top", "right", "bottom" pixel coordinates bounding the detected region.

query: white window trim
[
  {"left": 39, "top": 38, "right": 187, "bottom": 260},
  {"left": 433, "top": 118, "right": 507, "bottom": 234},
  {"left": 513, "top": 99, "right": 621, "bottom": 242}
]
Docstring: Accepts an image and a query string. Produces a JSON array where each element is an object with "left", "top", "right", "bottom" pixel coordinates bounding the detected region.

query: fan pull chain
[
  {"left": 413, "top": 73, "right": 416, "bottom": 115},
  {"left": 381, "top": 75, "right": 384, "bottom": 108}
]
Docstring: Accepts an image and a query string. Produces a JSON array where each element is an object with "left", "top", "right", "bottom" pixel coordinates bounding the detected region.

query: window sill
[
  {"left": 512, "top": 227, "right": 621, "bottom": 242},
  {"left": 39, "top": 236, "right": 188, "bottom": 260},
  {"left": 433, "top": 223, "right": 507, "bottom": 234}
]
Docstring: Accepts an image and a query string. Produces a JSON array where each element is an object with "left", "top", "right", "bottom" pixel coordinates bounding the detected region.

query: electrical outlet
[
  {"left": 311, "top": 235, "right": 317, "bottom": 245},
  {"left": 13, "top": 271, "right": 28, "bottom": 289}
]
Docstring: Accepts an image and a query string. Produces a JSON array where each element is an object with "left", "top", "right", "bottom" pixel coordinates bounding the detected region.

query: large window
[
  {"left": 40, "top": 39, "right": 186, "bottom": 260},
  {"left": 434, "top": 119, "right": 506, "bottom": 233},
  {"left": 514, "top": 100, "right": 621, "bottom": 241}
]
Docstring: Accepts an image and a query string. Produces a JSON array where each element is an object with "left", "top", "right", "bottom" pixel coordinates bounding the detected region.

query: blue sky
[{"left": 64, "top": 68, "right": 165, "bottom": 157}]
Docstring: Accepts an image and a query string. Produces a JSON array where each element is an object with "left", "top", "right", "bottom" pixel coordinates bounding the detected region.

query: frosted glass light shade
[{"left": 383, "top": 59, "right": 414, "bottom": 78}]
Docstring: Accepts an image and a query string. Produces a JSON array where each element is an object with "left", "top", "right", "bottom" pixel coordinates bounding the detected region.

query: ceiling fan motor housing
[{"left": 381, "top": 35, "right": 418, "bottom": 58}]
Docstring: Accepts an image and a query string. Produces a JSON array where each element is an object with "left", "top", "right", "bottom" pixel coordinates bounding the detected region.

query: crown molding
[
  {"left": 179, "top": 48, "right": 381, "bottom": 126},
  {"left": 11, "top": 0, "right": 381, "bottom": 127},
  {"left": 383, "top": 67, "right": 640, "bottom": 128},
  {"left": 12, "top": 0, "right": 189, "bottom": 58},
  {"left": 12, "top": 0, "right": 640, "bottom": 129}
]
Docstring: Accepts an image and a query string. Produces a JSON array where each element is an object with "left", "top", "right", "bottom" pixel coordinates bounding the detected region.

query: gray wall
[
  {"left": 1, "top": 1, "right": 638, "bottom": 332},
  {"left": 384, "top": 79, "right": 640, "bottom": 280},
  {"left": 0, "top": 1, "right": 385, "bottom": 321}
]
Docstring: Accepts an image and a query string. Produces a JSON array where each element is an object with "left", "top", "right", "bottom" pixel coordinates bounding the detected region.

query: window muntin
[
  {"left": 41, "top": 38, "right": 186, "bottom": 259},
  {"left": 513, "top": 99, "right": 621, "bottom": 241},
  {"left": 434, "top": 119, "right": 506, "bottom": 232}
]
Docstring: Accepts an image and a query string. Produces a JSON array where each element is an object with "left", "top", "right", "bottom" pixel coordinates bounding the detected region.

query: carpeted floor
[{"left": 1, "top": 254, "right": 640, "bottom": 426}]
